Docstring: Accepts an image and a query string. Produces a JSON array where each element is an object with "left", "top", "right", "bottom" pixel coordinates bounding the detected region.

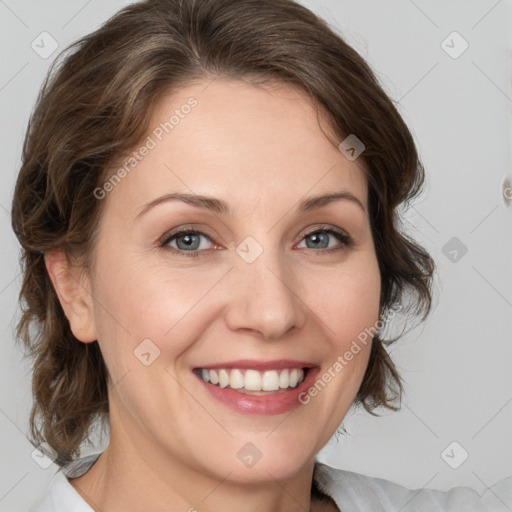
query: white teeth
[
  {"left": 218, "top": 369, "right": 230, "bottom": 388},
  {"left": 244, "top": 370, "right": 261, "bottom": 391},
  {"left": 261, "top": 370, "right": 279, "bottom": 391},
  {"left": 279, "top": 369, "right": 289, "bottom": 388},
  {"left": 230, "top": 369, "right": 244, "bottom": 389},
  {"left": 209, "top": 369, "right": 219, "bottom": 385},
  {"left": 289, "top": 369, "right": 299, "bottom": 387},
  {"left": 198, "top": 367, "right": 307, "bottom": 392}
]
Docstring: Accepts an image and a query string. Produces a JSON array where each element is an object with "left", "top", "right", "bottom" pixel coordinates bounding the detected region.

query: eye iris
[
  {"left": 176, "top": 233, "right": 200, "bottom": 250},
  {"left": 306, "top": 232, "right": 329, "bottom": 249},
  {"left": 169, "top": 230, "right": 341, "bottom": 253}
]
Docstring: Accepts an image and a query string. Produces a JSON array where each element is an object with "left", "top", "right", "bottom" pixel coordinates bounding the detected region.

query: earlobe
[{"left": 44, "top": 250, "right": 97, "bottom": 343}]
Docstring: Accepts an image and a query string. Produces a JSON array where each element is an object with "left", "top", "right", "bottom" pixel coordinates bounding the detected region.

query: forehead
[{"left": 105, "top": 78, "right": 368, "bottom": 217}]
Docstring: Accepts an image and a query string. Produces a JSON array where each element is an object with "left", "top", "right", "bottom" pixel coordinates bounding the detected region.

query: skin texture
[{"left": 46, "top": 78, "right": 381, "bottom": 512}]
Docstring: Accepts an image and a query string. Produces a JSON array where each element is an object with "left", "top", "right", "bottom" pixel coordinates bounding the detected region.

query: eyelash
[{"left": 159, "top": 225, "right": 353, "bottom": 259}]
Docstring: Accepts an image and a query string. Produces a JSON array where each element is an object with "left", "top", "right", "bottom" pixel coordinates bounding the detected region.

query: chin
[{"left": 198, "top": 435, "right": 318, "bottom": 486}]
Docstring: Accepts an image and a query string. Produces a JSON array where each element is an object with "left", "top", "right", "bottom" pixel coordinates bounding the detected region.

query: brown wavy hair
[{"left": 11, "top": 0, "right": 434, "bottom": 466}]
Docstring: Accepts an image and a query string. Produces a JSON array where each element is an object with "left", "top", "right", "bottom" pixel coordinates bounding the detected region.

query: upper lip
[{"left": 194, "top": 359, "right": 316, "bottom": 371}]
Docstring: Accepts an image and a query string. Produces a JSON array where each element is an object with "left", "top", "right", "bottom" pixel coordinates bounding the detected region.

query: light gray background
[{"left": 1, "top": 1, "right": 511, "bottom": 510}]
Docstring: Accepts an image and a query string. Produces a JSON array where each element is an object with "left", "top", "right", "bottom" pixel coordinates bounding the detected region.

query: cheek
[
  {"left": 89, "top": 254, "right": 224, "bottom": 369},
  {"left": 293, "top": 255, "right": 380, "bottom": 442},
  {"left": 311, "top": 253, "right": 381, "bottom": 392},
  {"left": 90, "top": 238, "right": 380, "bottom": 380},
  {"left": 316, "top": 257, "right": 381, "bottom": 343}
]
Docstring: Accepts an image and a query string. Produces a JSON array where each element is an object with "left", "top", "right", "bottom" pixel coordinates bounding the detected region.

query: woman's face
[{"left": 84, "top": 78, "right": 380, "bottom": 482}]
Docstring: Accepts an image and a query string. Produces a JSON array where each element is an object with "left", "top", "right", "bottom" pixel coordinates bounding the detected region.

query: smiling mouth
[{"left": 193, "top": 367, "right": 309, "bottom": 395}]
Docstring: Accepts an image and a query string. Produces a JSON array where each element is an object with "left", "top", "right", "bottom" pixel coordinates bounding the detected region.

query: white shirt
[{"left": 29, "top": 453, "right": 512, "bottom": 511}]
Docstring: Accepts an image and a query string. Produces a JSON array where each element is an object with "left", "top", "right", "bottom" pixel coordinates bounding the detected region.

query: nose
[{"left": 224, "top": 248, "right": 306, "bottom": 340}]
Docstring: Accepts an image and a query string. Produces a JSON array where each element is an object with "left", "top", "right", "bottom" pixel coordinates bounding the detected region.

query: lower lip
[{"left": 195, "top": 368, "right": 320, "bottom": 415}]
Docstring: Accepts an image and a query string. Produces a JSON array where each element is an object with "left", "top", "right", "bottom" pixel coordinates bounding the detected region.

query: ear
[{"left": 44, "top": 250, "right": 97, "bottom": 343}]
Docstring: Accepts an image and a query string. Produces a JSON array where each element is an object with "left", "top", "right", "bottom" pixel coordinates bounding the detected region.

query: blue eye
[
  {"left": 296, "top": 227, "right": 351, "bottom": 251},
  {"left": 160, "top": 226, "right": 352, "bottom": 258},
  {"left": 162, "top": 230, "right": 213, "bottom": 258}
]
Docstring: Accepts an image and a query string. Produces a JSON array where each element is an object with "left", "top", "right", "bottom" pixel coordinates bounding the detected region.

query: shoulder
[
  {"left": 313, "top": 462, "right": 512, "bottom": 512},
  {"left": 29, "top": 453, "right": 101, "bottom": 512}
]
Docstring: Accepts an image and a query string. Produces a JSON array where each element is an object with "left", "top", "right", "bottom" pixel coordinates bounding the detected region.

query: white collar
[{"left": 31, "top": 454, "right": 512, "bottom": 512}]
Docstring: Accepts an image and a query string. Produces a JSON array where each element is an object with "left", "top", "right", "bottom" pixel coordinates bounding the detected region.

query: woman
[{"left": 11, "top": 0, "right": 511, "bottom": 510}]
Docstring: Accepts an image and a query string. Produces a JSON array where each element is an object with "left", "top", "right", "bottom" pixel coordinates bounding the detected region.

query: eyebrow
[{"left": 135, "top": 190, "right": 366, "bottom": 219}]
